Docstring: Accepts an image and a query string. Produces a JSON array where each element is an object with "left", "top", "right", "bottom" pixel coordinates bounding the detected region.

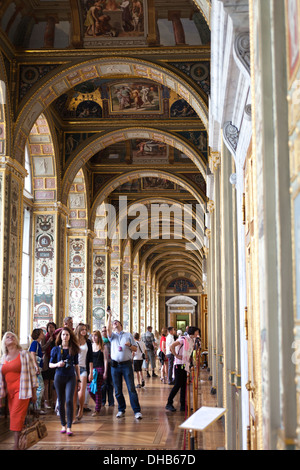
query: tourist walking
[{"left": 107, "top": 307, "right": 142, "bottom": 419}]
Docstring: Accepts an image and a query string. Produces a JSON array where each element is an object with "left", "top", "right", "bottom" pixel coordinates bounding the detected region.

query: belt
[{"left": 114, "top": 360, "right": 132, "bottom": 365}]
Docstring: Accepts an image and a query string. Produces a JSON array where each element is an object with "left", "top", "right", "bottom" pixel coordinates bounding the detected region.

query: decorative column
[
  {"left": 220, "top": 141, "right": 237, "bottom": 449},
  {"left": 146, "top": 0, "right": 157, "bottom": 46},
  {"left": 213, "top": 157, "right": 223, "bottom": 408},
  {"left": 0, "top": 157, "right": 26, "bottom": 337},
  {"left": 43, "top": 16, "right": 57, "bottom": 49},
  {"left": 69, "top": 0, "right": 83, "bottom": 47},
  {"left": 168, "top": 11, "right": 186, "bottom": 45}
]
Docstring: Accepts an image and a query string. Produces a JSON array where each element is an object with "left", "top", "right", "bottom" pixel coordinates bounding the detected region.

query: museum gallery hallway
[{"left": 0, "top": 369, "right": 224, "bottom": 451}]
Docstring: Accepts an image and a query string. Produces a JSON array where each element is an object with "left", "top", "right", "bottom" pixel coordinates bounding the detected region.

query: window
[
  {"left": 20, "top": 205, "right": 32, "bottom": 345},
  {"left": 24, "top": 143, "right": 32, "bottom": 195}
]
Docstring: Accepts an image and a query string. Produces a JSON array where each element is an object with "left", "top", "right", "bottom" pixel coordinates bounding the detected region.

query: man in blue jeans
[{"left": 107, "top": 307, "right": 142, "bottom": 419}]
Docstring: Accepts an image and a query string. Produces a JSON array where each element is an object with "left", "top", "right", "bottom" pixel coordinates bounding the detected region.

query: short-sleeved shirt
[
  {"left": 29, "top": 340, "right": 44, "bottom": 369},
  {"left": 166, "top": 334, "right": 175, "bottom": 355},
  {"left": 174, "top": 336, "right": 186, "bottom": 366},
  {"left": 108, "top": 331, "right": 137, "bottom": 362},
  {"left": 50, "top": 346, "right": 78, "bottom": 377},
  {"left": 142, "top": 330, "right": 155, "bottom": 350},
  {"left": 134, "top": 340, "right": 146, "bottom": 361}
]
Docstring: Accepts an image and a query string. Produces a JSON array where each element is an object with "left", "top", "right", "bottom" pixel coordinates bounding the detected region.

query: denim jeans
[
  {"left": 111, "top": 361, "right": 141, "bottom": 413},
  {"left": 101, "top": 364, "right": 114, "bottom": 406},
  {"left": 54, "top": 373, "right": 76, "bottom": 428}
]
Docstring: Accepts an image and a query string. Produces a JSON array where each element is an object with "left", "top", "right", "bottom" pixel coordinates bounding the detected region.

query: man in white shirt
[
  {"left": 107, "top": 308, "right": 142, "bottom": 419},
  {"left": 166, "top": 326, "right": 175, "bottom": 385}
]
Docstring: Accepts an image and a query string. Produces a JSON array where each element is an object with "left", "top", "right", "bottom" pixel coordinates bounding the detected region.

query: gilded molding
[
  {"left": 205, "top": 227, "right": 211, "bottom": 239},
  {"left": 207, "top": 199, "right": 215, "bottom": 213},
  {"left": 0, "top": 155, "right": 27, "bottom": 179},
  {"left": 209, "top": 151, "right": 221, "bottom": 171}
]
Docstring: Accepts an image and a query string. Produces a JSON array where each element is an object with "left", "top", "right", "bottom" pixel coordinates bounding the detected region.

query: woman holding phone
[{"left": 49, "top": 327, "right": 81, "bottom": 436}]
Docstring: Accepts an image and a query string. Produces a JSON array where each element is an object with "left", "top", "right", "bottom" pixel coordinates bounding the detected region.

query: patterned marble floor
[{"left": 0, "top": 368, "right": 225, "bottom": 451}]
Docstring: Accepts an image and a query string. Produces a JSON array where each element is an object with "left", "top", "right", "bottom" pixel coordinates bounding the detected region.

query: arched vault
[{"left": 13, "top": 57, "right": 208, "bottom": 164}]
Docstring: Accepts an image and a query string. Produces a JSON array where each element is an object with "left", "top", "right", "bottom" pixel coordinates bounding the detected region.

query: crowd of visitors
[{"left": 0, "top": 309, "right": 201, "bottom": 447}]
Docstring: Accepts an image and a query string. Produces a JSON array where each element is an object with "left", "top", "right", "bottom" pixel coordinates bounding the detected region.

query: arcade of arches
[{"left": 0, "top": 0, "right": 300, "bottom": 451}]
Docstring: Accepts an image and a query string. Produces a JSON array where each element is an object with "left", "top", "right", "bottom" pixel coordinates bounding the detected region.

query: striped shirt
[{"left": 0, "top": 350, "right": 38, "bottom": 399}]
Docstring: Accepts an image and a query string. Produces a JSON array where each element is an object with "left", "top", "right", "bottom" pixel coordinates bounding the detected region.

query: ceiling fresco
[
  {"left": 0, "top": 0, "right": 210, "bottom": 312},
  {"left": 0, "top": 0, "right": 210, "bottom": 49}
]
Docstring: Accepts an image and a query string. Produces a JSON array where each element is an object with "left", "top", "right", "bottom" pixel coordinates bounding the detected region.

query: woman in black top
[
  {"left": 88, "top": 330, "right": 108, "bottom": 416},
  {"left": 49, "top": 327, "right": 80, "bottom": 436}
]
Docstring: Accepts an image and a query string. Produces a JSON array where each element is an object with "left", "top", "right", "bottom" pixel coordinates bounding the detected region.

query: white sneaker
[
  {"left": 134, "top": 412, "right": 142, "bottom": 419},
  {"left": 116, "top": 411, "right": 125, "bottom": 418}
]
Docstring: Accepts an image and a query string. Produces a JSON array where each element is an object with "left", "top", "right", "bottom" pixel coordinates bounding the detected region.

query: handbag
[
  {"left": 137, "top": 342, "right": 145, "bottom": 360},
  {"left": 18, "top": 405, "right": 48, "bottom": 450},
  {"left": 158, "top": 350, "right": 165, "bottom": 363}
]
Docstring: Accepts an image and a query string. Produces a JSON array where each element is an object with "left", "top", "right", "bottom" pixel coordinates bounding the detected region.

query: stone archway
[{"left": 166, "top": 295, "right": 198, "bottom": 331}]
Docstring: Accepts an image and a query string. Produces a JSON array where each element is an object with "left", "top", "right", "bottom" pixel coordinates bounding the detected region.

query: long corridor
[{"left": 0, "top": 369, "right": 224, "bottom": 451}]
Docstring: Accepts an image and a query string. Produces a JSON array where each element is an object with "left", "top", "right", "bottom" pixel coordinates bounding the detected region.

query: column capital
[{"left": 0, "top": 156, "right": 27, "bottom": 179}]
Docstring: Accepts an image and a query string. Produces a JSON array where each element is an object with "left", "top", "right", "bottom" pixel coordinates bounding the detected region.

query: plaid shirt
[{"left": 0, "top": 350, "right": 38, "bottom": 399}]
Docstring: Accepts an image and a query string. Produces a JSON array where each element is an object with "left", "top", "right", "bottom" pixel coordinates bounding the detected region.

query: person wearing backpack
[
  {"left": 142, "top": 326, "right": 158, "bottom": 378},
  {"left": 165, "top": 326, "right": 200, "bottom": 412}
]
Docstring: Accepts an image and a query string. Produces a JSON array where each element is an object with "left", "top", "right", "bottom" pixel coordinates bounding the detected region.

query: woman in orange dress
[{"left": 0, "top": 332, "right": 38, "bottom": 450}]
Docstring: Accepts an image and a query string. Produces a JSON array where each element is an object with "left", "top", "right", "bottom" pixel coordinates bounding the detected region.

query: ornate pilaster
[
  {"left": 32, "top": 201, "right": 69, "bottom": 330},
  {"left": 66, "top": 226, "right": 95, "bottom": 327},
  {"left": 0, "top": 157, "right": 26, "bottom": 337}
]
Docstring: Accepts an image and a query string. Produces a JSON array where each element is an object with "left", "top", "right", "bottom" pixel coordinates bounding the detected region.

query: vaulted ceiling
[{"left": 0, "top": 0, "right": 211, "bottom": 301}]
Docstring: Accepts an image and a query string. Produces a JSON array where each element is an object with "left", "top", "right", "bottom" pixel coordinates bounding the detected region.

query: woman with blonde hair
[
  {"left": 89, "top": 330, "right": 108, "bottom": 416},
  {"left": 0, "top": 331, "right": 38, "bottom": 449}
]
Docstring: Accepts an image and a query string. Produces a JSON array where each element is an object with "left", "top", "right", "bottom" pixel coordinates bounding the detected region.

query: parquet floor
[{"left": 0, "top": 368, "right": 225, "bottom": 451}]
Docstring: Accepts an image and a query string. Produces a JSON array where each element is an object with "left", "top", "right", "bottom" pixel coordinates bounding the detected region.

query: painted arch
[
  {"left": 91, "top": 168, "right": 206, "bottom": 228},
  {"left": 13, "top": 57, "right": 209, "bottom": 164},
  {"left": 61, "top": 128, "right": 208, "bottom": 202}
]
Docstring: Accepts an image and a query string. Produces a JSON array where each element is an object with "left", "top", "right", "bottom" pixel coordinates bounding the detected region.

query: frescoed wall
[
  {"left": 68, "top": 237, "right": 87, "bottom": 325},
  {"left": 93, "top": 253, "right": 106, "bottom": 330},
  {"left": 33, "top": 214, "right": 56, "bottom": 330}
]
